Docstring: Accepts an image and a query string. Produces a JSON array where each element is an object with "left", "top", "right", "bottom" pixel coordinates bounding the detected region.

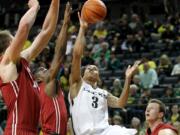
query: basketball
[{"left": 81, "top": 0, "right": 107, "bottom": 24}]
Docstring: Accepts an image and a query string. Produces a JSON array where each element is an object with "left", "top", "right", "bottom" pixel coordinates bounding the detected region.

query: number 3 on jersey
[{"left": 92, "top": 96, "right": 98, "bottom": 108}]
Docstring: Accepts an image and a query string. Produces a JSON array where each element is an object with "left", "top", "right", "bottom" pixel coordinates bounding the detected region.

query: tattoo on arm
[{"left": 107, "top": 93, "right": 121, "bottom": 108}]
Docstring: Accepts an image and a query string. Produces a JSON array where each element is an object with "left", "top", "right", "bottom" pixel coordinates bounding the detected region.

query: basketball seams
[{"left": 81, "top": 0, "right": 107, "bottom": 24}]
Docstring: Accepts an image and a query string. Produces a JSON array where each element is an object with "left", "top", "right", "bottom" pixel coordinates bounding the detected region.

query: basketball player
[
  {"left": 36, "top": 3, "right": 71, "bottom": 135},
  {"left": 0, "top": 0, "right": 59, "bottom": 134},
  {"left": 69, "top": 13, "right": 140, "bottom": 135},
  {"left": 145, "top": 99, "right": 178, "bottom": 135}
]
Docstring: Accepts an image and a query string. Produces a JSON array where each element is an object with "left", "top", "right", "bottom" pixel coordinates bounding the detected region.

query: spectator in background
[
  {"left": 127, "top": 84, "right": 139, "bottom": 104},
  {"left": 173, "top": 78, "right": 180, "bottom": 98},
  {"left": 107, "top": 51, "right": 121, "bottom": 71},
  {"left": 169, "top": 105, "right": 180, "bottom": 125},
  {"left": 81, "top": 48, "right": 94, "bottom": 66},
  {"left": 93, "top": 22, "right": 108, "bottom": 39},
  {"left": 121, "top": 34, "right": 134, "bottom": 53},
  {"left": 113, "top": 114, "right": 124, "bottom": 126},
  {"left": 130, "top": 117, "right": 141, "bottom": 135},
  {"left": 171, "top": 56, "right": 180, "bottom": 76},
  {"left": 93, "top": 41, "right": 110, "bottom": 62},
  {"left": 157, "top": 54, "right": 172, "bottom": 77},
  {"left": 66, "top": 34, "right": 76, "bottom": 55},
  {"left": 118, "top": 16, "right": 132, "bottom": 40},
  {"left": 60, "top": 66, "right": 70, "bottom": 93},
  {"left": 139, "top": 62, "right": 159, "bottom": 89},
  {"left": 129, "top": 14, "right": 143, "bottom": 33},
  {"left": 112, "top": 78, "right": 122, "bottom": 97},
  {"left": 95, "top": 52, "right": 108, "bottom": 70},
  {"left": 132, "top": 75, "right": 142, "bottom": 95},
  {"left": 163, "top": 86, "right": 175, "bottom": 103},
  {"left": 110, "top": 35, "right": 122, "bottom": 54},
  {"left": 138, "top": 57, "right": 157, "bottom": 73}
]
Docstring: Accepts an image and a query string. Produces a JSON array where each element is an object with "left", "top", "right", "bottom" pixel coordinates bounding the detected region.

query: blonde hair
[{"left": 0, "top": 30, "right": 12, "bottom": 54}]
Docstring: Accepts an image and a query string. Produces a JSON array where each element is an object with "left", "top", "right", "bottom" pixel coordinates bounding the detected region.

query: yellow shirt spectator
[
  {"left": 93, "top": 29, "right": 107, "bottom": 39},
  {"left": 138, "top": 61, "right": 156, "bottom": 72}
]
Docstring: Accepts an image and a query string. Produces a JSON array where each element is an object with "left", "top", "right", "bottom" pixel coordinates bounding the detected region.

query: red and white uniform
[
  {"left": 39, "top": 82, "right": 67, "bottom": 135},
  {"left": 0, "top": 58, "right": 40, "bottom": 135},
  {"left": 146, "top": 123, "right": 178, "bottom": 135}
]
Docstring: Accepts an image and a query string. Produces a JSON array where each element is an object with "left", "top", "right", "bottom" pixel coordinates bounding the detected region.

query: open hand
[
  {"left": 125, "top": 60, "right": 141, "bottom": 79},
  {"left": 28, "top": 0, "right": 40, "bottom": 9},
  {"left": 64, "top": 2, "right": 72, "bottom": 24},
  {"left": 78, "top": 12, "right": 88, "bottom": 30}
]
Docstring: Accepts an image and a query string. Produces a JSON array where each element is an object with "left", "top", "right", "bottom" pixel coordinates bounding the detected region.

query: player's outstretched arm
[
  {"left": 69, "top": 13, "right": 88, "bottom": 98},
  {"left": 21, "top": 0, "right": 59, "bottom": 61},
  {"left": 2, "top": 0, "right": 39, "bottom": 64},
  {"left": 45, "top": 2, "right": 71, "bottom": 96},
  {"left": 48, "top": 2, "right": 71, "bottom": 81},
  {"left": 107, "top": 61, "right": 140, "bottom": 108}
]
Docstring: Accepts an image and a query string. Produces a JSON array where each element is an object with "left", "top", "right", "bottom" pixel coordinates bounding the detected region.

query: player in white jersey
[{"left": 69, "top": 13, "right": 140, "bottom": 135}]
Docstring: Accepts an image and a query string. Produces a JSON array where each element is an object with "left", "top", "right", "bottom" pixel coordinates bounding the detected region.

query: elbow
[
  {"left": 118, "top": 100, "right": 126, "bottom": 108},
  {"left": 41, "top": 27, "right": 55, "bottom": 39},
  {"left": 39, "top": 29, "right": 54, "bottom": 43},
  {"left": 18, "top": 21, "right": 30, "bottom": 35}
]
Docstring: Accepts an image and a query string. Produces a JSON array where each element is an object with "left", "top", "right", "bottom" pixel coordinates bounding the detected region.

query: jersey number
[{"left": 92, "top": 96, "right": 98, "bottom": 108}]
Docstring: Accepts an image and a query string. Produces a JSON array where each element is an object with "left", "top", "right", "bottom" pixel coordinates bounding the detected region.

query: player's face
[
  {"left": 145, "top": 103, "right": 162, "bottom": 122},
  {"left": 84, "top": 65, "right": 99, "bottom": 81},
  {"left": 35, "top": 67, "right": 48, "bottom": 82}
]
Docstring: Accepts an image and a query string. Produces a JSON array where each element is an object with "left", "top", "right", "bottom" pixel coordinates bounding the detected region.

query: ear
[{"left": 158, "top": 112, "right": 164, "bottom": 119}]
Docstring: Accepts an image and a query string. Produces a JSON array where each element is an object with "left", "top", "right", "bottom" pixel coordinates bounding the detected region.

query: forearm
[
  {"left": 19, "top": 5, "right": 39, "bottom": 30},
  {"left": 73, "top": 27, "right": 86, "bottom": 57},
  {"left": 20, "top": 0, "right": 60, "bottom": 61},
  {"left": 71, "top": 27, "right": 86, "bottom": 83},
  {"left": 118, "top": 77, "right": 131, "bottom": 107},
  {"left": 5, "top": 4, "right": 39, "bottom": 62},
  {"left": 42, "top": 0, "right": 59, "bottom": 34},
  {"left": 55, "top": 23, "right": 69, "bottom": 55},
  {"left": 49, "top": 23, "right": 69, "bottom": 80}
]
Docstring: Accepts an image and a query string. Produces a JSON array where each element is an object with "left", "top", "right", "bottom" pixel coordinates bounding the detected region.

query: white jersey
[
  {"left": 69, "top": 81, "right": 137, "bottom": 135},
  {"left": 69, "top": 81, "right": 109, "bottom": 135}
]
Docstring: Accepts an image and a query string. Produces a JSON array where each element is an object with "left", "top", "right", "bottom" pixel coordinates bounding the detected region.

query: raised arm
[
  {"left": 49, "top": 2, "right": 71, "bottom": 80},
  {"left": 45, "top": 2, "right": 71, "bottom": 96},
  {"left": 21, "top": 0, "right": 59, "bottom": 61},
  {"left": 107, "top": 61, "right": 140, "bottom": 108},
  {"left": 70, "top": 13, "right": 88, "bottom": 84},
  {"left": 69, "top": 13, "right": 88, "bottom": 97},
  {"left": 2, "top": 0, "right": 39, "bottom": 64}
]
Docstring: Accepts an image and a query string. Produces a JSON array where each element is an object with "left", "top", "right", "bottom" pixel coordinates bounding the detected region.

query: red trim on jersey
[
  {"left": 0, "top": 58, "right": 40, "bottom": 135},
  {"left": 39, "top": 82, "right": 67, "bottom": 135},
  {"left": 146, "top": 123, "right": 178, "bottom": 135}
]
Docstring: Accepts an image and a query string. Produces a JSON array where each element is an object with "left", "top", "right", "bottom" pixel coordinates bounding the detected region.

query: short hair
[
  {"left": 148, "top": 99, "right": 166, "bottom": 115},
  {"left": 0, "top": 30, "right": 12, "bottom": 54}
]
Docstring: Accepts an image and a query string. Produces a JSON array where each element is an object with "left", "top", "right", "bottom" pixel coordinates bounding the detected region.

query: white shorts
[{"left": 101, "top": 125, "right": 137, "bottom": 135}]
